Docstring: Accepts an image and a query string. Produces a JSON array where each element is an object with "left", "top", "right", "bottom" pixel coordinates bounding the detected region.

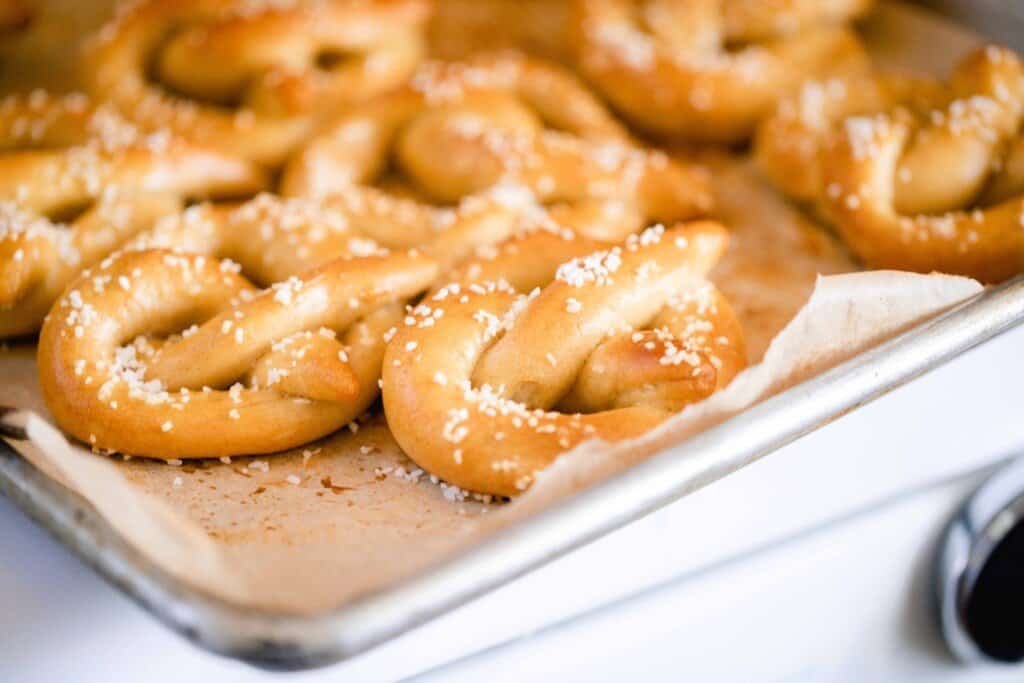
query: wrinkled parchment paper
[{"left": 0, "top": 4, "right": 989, "bottom": 613}]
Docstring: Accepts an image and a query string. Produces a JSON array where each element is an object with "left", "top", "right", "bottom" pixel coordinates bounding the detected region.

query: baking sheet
[
  {"left": 0, "top": 0, "right": 1005, "bottom": 637},
  {"left": 1, "top": 150, "right": 865, "bottom": 612}
]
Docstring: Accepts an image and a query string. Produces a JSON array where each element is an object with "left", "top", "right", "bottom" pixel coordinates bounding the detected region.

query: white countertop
[{"left": 1, "top": 468, "right": 1021, "bottom": 682}]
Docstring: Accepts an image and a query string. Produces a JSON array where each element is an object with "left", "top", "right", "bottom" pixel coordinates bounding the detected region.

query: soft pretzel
[
  {"left": 281, "top": 53, "right": 713, "bottom": 228},
  {"left": 83, "top": 0, "right": 431, "bottom": 166},
  {"left": 383, "top": 222, "right": 746, "bottom": 496},
  {"left": 794, "top": 46, "right": 1024, "bottom": 282},
  {"left": 38, "top": 247, "right": 438, "bottom": 458},
  {"left": 571, "top": 0, "right": 871, "bottom": 143},
  {"left": 0, "top": 92, "right": 267, "bottom": 338}
]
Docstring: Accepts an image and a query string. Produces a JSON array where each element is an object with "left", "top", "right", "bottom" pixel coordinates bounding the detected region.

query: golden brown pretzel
[
  {"left": 281, "top": 52, "right": 713, "bottom": 229},
  {"left": 84, "top": 0, "right": 431, "bottom": 166},
  {"left": 383, "top": 221, "right": 746, "bottom": 496},
  {"left": 571, "top": 0, "right": 871, "bottom": 143},
  {"left": 778, "top": 46, "right": 1024, "bottom": 282},
  {"left": 38, "top": 247, "right": 438, "bottom": 458},
  {"left": 0, "top": 92, "right": 267, "bottom": 338}
]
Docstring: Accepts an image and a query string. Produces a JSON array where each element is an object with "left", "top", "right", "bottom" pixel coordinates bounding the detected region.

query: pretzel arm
[{"left": 147, "top": 250, "right": 438, "bottom": 389}]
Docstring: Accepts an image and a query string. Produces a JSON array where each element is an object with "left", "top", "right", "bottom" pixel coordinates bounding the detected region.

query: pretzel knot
[
  {"left": 84, "top": 0, "right": 431, "bottom": 166},
  {"left": 772, "top": 46, "right": 1024, "bottom": 282},
  {"left": 571, "top": 0, "right": 872, "bottom": 143},
  {"left": 382, "top": 221, "right": 746, "bottom": 496},
  {"left": 282, "top": 53, "right": 713, "bottom": 237},
  {"left": 38, "top": 247, "right": 438, "bottom": 458},
  {"left": 0, "top": 92, "right": 267, "bottom": 338}
]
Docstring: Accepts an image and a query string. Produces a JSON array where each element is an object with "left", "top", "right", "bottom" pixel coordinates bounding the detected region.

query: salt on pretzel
[
  {"left": 571, "top": 0, "right": 871, "bottom": 143},
  {"left": 755, "top": 74, "right": 947, "bottom": 205},
  {"left": 0, "top": 92, "right": 267, "bottom": 338},
  {"left": 437, "top": 226, "right": 611, "bottom": 295},
  {"left": 281, "top": 53, "right": 713, "bottom": 228},
  {"left": 814, "top": 46, "right": 1024, "bottom": 282},
  {"left": 129, "top": 194, "right": 396, "bottom": 286},
  {"left": 128, "top": 184, "right": 600, "bottom": 293},
  {"left": 38, "top": 247, "right": 438, "bottom": 458},
  {"left": 83, "top": 0, "right": 431, "bottom": 166},
  {"left": 383, "top": 221, "right": 746, "bottom": 496},
  {"left": 266, "top": 54, "right": 715, "bottom": 288}
]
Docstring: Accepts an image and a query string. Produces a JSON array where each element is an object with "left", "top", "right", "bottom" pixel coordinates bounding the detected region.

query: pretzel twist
[
  {"left": 571, "top": 0, "right": 871, "bottom": 143},
  {"left": 282, "top": 53, "right": 713, "bottom": 233},
  {"left": 0, "top": 92, "right": 267, "bottom": 337},
  {"left": 762, "top": 46, "right": 1024, "bottom": 282},
  {"left": 38, "top": 247, "right": 438, "bottom": 458},
  {"left": 84, "top": 0, "right": 431, "bottom": 166},
  {"left": 383, "top": 222, "right": 746, "bottom": 496}
]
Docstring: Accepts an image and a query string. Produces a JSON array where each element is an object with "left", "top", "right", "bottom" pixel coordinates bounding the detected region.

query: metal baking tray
[{"left": 3, "top": 0, "right": 1024, "bottom": 672}]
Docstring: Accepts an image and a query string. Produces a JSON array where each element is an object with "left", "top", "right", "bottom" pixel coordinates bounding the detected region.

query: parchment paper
[{"left": 0, "top": 4, "right": 991, "bottom": 613}]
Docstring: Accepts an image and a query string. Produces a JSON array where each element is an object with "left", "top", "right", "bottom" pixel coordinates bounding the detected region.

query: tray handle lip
[{"left": 4, "top": 275, "right": 1024, "bottom": 670}]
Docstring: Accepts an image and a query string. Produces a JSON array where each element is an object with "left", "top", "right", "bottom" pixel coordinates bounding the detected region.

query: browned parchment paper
[{"left": 0, "top": 4, "right": 990, "bottom": 613}]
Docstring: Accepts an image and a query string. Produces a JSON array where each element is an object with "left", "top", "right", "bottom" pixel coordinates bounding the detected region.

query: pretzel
[
  {"left": 0, "top": 92, "right": 267, "bottom": 338},
  {"left": 38, "top": 247, "right": 438, "bottom": 458},
  {"left": 281, "top": 53, "right": 713, "bottom": 228},
  {"left": 570, "top": 0, "right": 871, "bottom": 143},
  {"left": 804, "top": 46, "right": 1024, "bottom": 282},
  {"left": 382, "top": 221, "right": 746, "bottom": 496},
  {"left": 83, "top": 0, "right": 431, "bottom": 166}
]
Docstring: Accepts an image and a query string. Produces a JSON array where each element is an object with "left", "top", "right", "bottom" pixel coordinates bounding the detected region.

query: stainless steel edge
[{"left": 4, "top": 275, "right": 1024, "bottom": 669}]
